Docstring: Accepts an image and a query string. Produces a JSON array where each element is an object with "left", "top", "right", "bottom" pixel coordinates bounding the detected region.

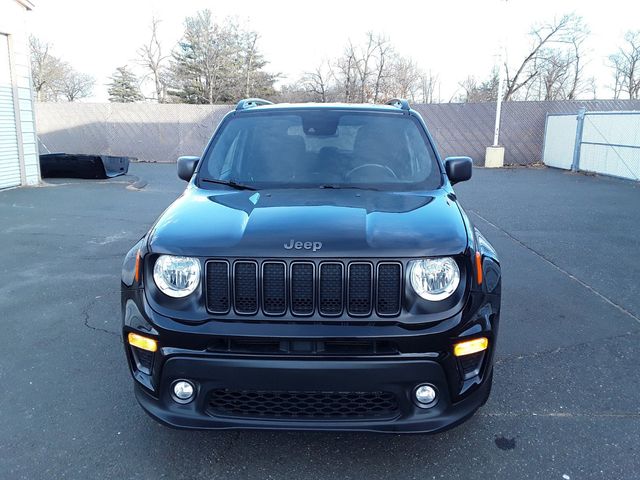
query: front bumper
[
  {"left": 134, "top": 354, "right": 492, "bottom": 433},
  {"left": 123, "top": 289, "right": 499, "bottom": 433}
]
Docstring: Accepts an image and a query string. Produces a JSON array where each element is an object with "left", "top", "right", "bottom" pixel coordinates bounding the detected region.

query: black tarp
[{"left": 39, "top": 154, "right": 132, "bottom": 179}]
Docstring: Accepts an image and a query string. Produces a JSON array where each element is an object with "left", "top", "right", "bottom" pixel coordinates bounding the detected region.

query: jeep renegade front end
[{"left": 121, "top": 98, "right": 501, "bottom": 433}]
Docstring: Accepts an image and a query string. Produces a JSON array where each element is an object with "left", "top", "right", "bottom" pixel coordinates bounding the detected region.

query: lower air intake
[{"left": 207, "top": 389, "right": 399, "bottom": 420}]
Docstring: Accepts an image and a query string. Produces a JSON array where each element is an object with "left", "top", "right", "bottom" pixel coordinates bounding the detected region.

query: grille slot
[
  {"left": 262, "top": 262, "right": 286, "bottom": 315},
  {"left": 233, "top": 261, "right": 258, "bottom": 314},
  {"left": 206, "top": 261, "right": 230, "bottom": 314},
  {"left": 207, "top": 389, "right": 399, "bottom": 419},
  {"left": 290, "top": 262, "right": 314, "bottom": 315},
  {"left": 347, "top": 263, "right": 373, "bottom": 316},
  {"left": 376, "top": 263, "right": 402, "bottom": 316},
  {"left": 319, "top": 263, "right": 344, "bottom": 316}
]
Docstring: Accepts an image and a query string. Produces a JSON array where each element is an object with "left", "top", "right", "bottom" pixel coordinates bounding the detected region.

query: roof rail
[
  {"left": 386, "top": 98, "right": 410, "bottom": 111},
  {"left": 235, "top": 98, "right": 274, "bottom": 111}
]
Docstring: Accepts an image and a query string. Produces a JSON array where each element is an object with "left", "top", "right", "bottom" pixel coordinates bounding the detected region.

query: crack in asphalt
[
  {"left": 469, "top": 209, "right": 640, "bottom": 325},
  {"left": 81, "top": 293, "right": 121, "bottom": 339}
]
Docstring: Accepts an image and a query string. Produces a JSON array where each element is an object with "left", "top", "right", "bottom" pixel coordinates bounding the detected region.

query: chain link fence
[{"left": 36, "top": 100, "right": 640, "bottom": 166}]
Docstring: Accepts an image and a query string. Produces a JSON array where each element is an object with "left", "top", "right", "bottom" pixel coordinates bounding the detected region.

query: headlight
[
  {"left": 409, "top": 257, "right": 460, "bottom": 301},
  {"left": 153, "top": 255, "right": 201, "bottom": 298}
]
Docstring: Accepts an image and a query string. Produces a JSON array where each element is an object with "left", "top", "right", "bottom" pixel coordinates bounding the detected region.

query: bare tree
[
  {"left": 301, "top": 60, "right": 334, "bottom": 102},
  {"left": 286, "top": 33, "right": 440, "bottom": 105},
  {"left": 419, "top": 70, "right": 440, "bottom": 103},
  {"left": 609, "top": 54, "right": 625, "bottom": 99},
  {"left": 137, "top": 17, "right": 169, "bottom": 102},
  {"left": 352, "top": 33, "right": 377, "bottom": 103},
  {"left": 386, "top": 55, "right": 422, "bottom": 101},
  {"left": 609, "top": 30, "right": 640, "bottom": 99},
  {"left": 335, "top": 43, "right": 358, "bottom": 102},
  {"left": 30, "top": 36, "right": 95, "bottom": 102},
  {"left": 566, "top": 19, "right": 590, "bottom": 99},
  {"left": 29, "top": 36, "right": 66, "bottom": 101},
  {"left": 538, "top": 49, "right": 573, "bottom": 100},
  {"left": 503, "top": 14, "right": 581, "bottom": 101},
  {"left": 372, "top": 35, "right": 393, "bottom": 103},
  {"left": 58, "top": 67, "right": 94, "bottom": 101},
  {"left": 333, "top": 33, "right": 426, "bottom": 103},
  {"left": 457, "top": 69, "right": 498, "bottom": 102}
]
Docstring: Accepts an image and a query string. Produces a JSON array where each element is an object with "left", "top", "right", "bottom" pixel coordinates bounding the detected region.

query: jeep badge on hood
[{"left": 284, "top": 239, "right": 323, "bottom": 252}]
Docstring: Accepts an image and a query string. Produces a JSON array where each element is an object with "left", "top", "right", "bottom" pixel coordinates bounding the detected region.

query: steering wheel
[{"left": 345, "top": 163, "right": 398, "bottom": 181}]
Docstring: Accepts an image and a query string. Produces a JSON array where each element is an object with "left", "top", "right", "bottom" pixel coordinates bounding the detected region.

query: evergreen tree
[
  {"left": 168, "top": 10, "right": 276, "bottom": 104},
  {"left": 107, "top": 66, "right": 144, "bottom": 103}
]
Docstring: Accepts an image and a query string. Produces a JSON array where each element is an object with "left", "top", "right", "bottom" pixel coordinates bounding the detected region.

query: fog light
[
  {"left": 172, "top": 380, "right": 195, "bottom": 404},
  {"left": 415, "top": 384, "right": 438, "bottom": 408}
]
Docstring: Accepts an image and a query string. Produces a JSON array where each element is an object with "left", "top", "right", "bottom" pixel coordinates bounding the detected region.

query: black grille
[
  {"left": 234, "top": 262, "right": 258, "bottom": 314},
  {"left": 377, "top": 263, "right": 402, "bottom": 316},
  {"left": 208, "top": 337, "right": 400, "bottom": 356},
  {"left": 262, "top": 262, "right": 286, "bottom": 315},
  {"left": 348, "top": 263, "right": 373, "bottom": 316},
  {"left": 206, "top": 260, "right": 402, "bottom": 318},
  {"left": 319, "top": 263, "right": 343, "bottom": 315},
  {"left": 291, "top": 263, "right": 314, "bottom": 315},
  {"left": 207, "top": 389, "right": 399, "bottom": 419},
  {"left": 206, "top": 261, "right": 230, "bottom": 313}
]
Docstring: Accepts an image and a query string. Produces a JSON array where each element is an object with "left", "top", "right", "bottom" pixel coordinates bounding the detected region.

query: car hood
[{"left": 148, "top": 187, "right": 468, "bottom": 258}]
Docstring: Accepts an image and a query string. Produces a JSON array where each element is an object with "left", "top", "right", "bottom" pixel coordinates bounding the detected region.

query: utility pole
[{"left": 493, "top": 46, "right": 505, "bottom": 146}]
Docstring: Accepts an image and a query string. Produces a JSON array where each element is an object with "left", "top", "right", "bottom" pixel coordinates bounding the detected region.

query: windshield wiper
[
  {"left": 200, "top": 178, "right": 256, "bottom": 191},
  {"left": 319, "top": 184, "right": 380, "bottom": 191}
]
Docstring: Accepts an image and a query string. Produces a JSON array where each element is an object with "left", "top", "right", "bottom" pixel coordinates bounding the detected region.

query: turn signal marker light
[
  {"left": 128, "top": 332, "right": 158, "bottom": 352},
  {"left": 454, "top": 337, "right": 488, "bottom": 357},
  {"left": 134, "top": 250, "right": 141, "bottom": 282},
  {"left": 475, "top": 251, "right": 483, "bottom": 285}
]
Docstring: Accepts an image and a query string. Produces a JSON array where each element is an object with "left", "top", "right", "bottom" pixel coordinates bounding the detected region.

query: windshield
[{"left": 199, "top": 110, "right": 441, "bottom": 191}]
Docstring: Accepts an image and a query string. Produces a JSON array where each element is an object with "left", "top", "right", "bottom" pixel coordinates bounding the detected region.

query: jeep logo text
[{"left": 283, "top": 239, "right": 323, "bottom": 252}]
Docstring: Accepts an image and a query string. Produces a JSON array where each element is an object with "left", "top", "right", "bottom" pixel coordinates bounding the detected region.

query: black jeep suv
[{"left": 121, "top": 98, "right": 501, "bottom": 433}]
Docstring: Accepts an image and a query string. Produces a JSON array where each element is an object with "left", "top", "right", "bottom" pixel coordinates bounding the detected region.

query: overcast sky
[{"left": 27, "top": 0, "right": 640, "bottom": 102}]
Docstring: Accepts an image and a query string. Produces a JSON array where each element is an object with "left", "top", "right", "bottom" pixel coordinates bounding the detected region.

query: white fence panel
[
  {"left": 543, "top": 114, "right": 577, "bottom": 170},
  {"left": 579, "top": 112, "right": 640, "bottom": 181},
  {"left": 579, "top": 143, "right": 640, "bottom": 180}
]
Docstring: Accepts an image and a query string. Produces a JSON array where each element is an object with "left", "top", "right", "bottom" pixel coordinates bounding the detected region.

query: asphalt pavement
[{"left": 0, "top": 164, "right": 638, "bottom": 479}]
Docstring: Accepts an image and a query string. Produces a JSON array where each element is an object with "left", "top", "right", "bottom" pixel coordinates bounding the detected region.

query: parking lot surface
[{"left": 1, "top": 164, "right": 638, "bottom": 479}]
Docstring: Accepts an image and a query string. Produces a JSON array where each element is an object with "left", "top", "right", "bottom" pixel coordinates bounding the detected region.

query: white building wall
[{"left": 0, "top": 0, "right": 39, "bottom": 187}]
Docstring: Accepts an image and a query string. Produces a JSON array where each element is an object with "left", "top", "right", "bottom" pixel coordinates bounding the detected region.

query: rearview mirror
[
  {"left": 177, "top": 156, "right": 199, "bottom": 181},
  {"left": 444, "top": 156, "right": 472, "bottom": 185}
]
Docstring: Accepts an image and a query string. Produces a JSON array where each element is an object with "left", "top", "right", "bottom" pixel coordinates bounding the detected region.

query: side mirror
[
  {"left": 177, "top": 156, "right": 199, "bottom": 181},
  {"left": 444, "top": 156, "right": 472, "bottom": 185}
]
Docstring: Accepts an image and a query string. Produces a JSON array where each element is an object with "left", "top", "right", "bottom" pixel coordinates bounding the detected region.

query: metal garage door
[{"left": 0, "top": 34, "right": 21, "bottom": 189}]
